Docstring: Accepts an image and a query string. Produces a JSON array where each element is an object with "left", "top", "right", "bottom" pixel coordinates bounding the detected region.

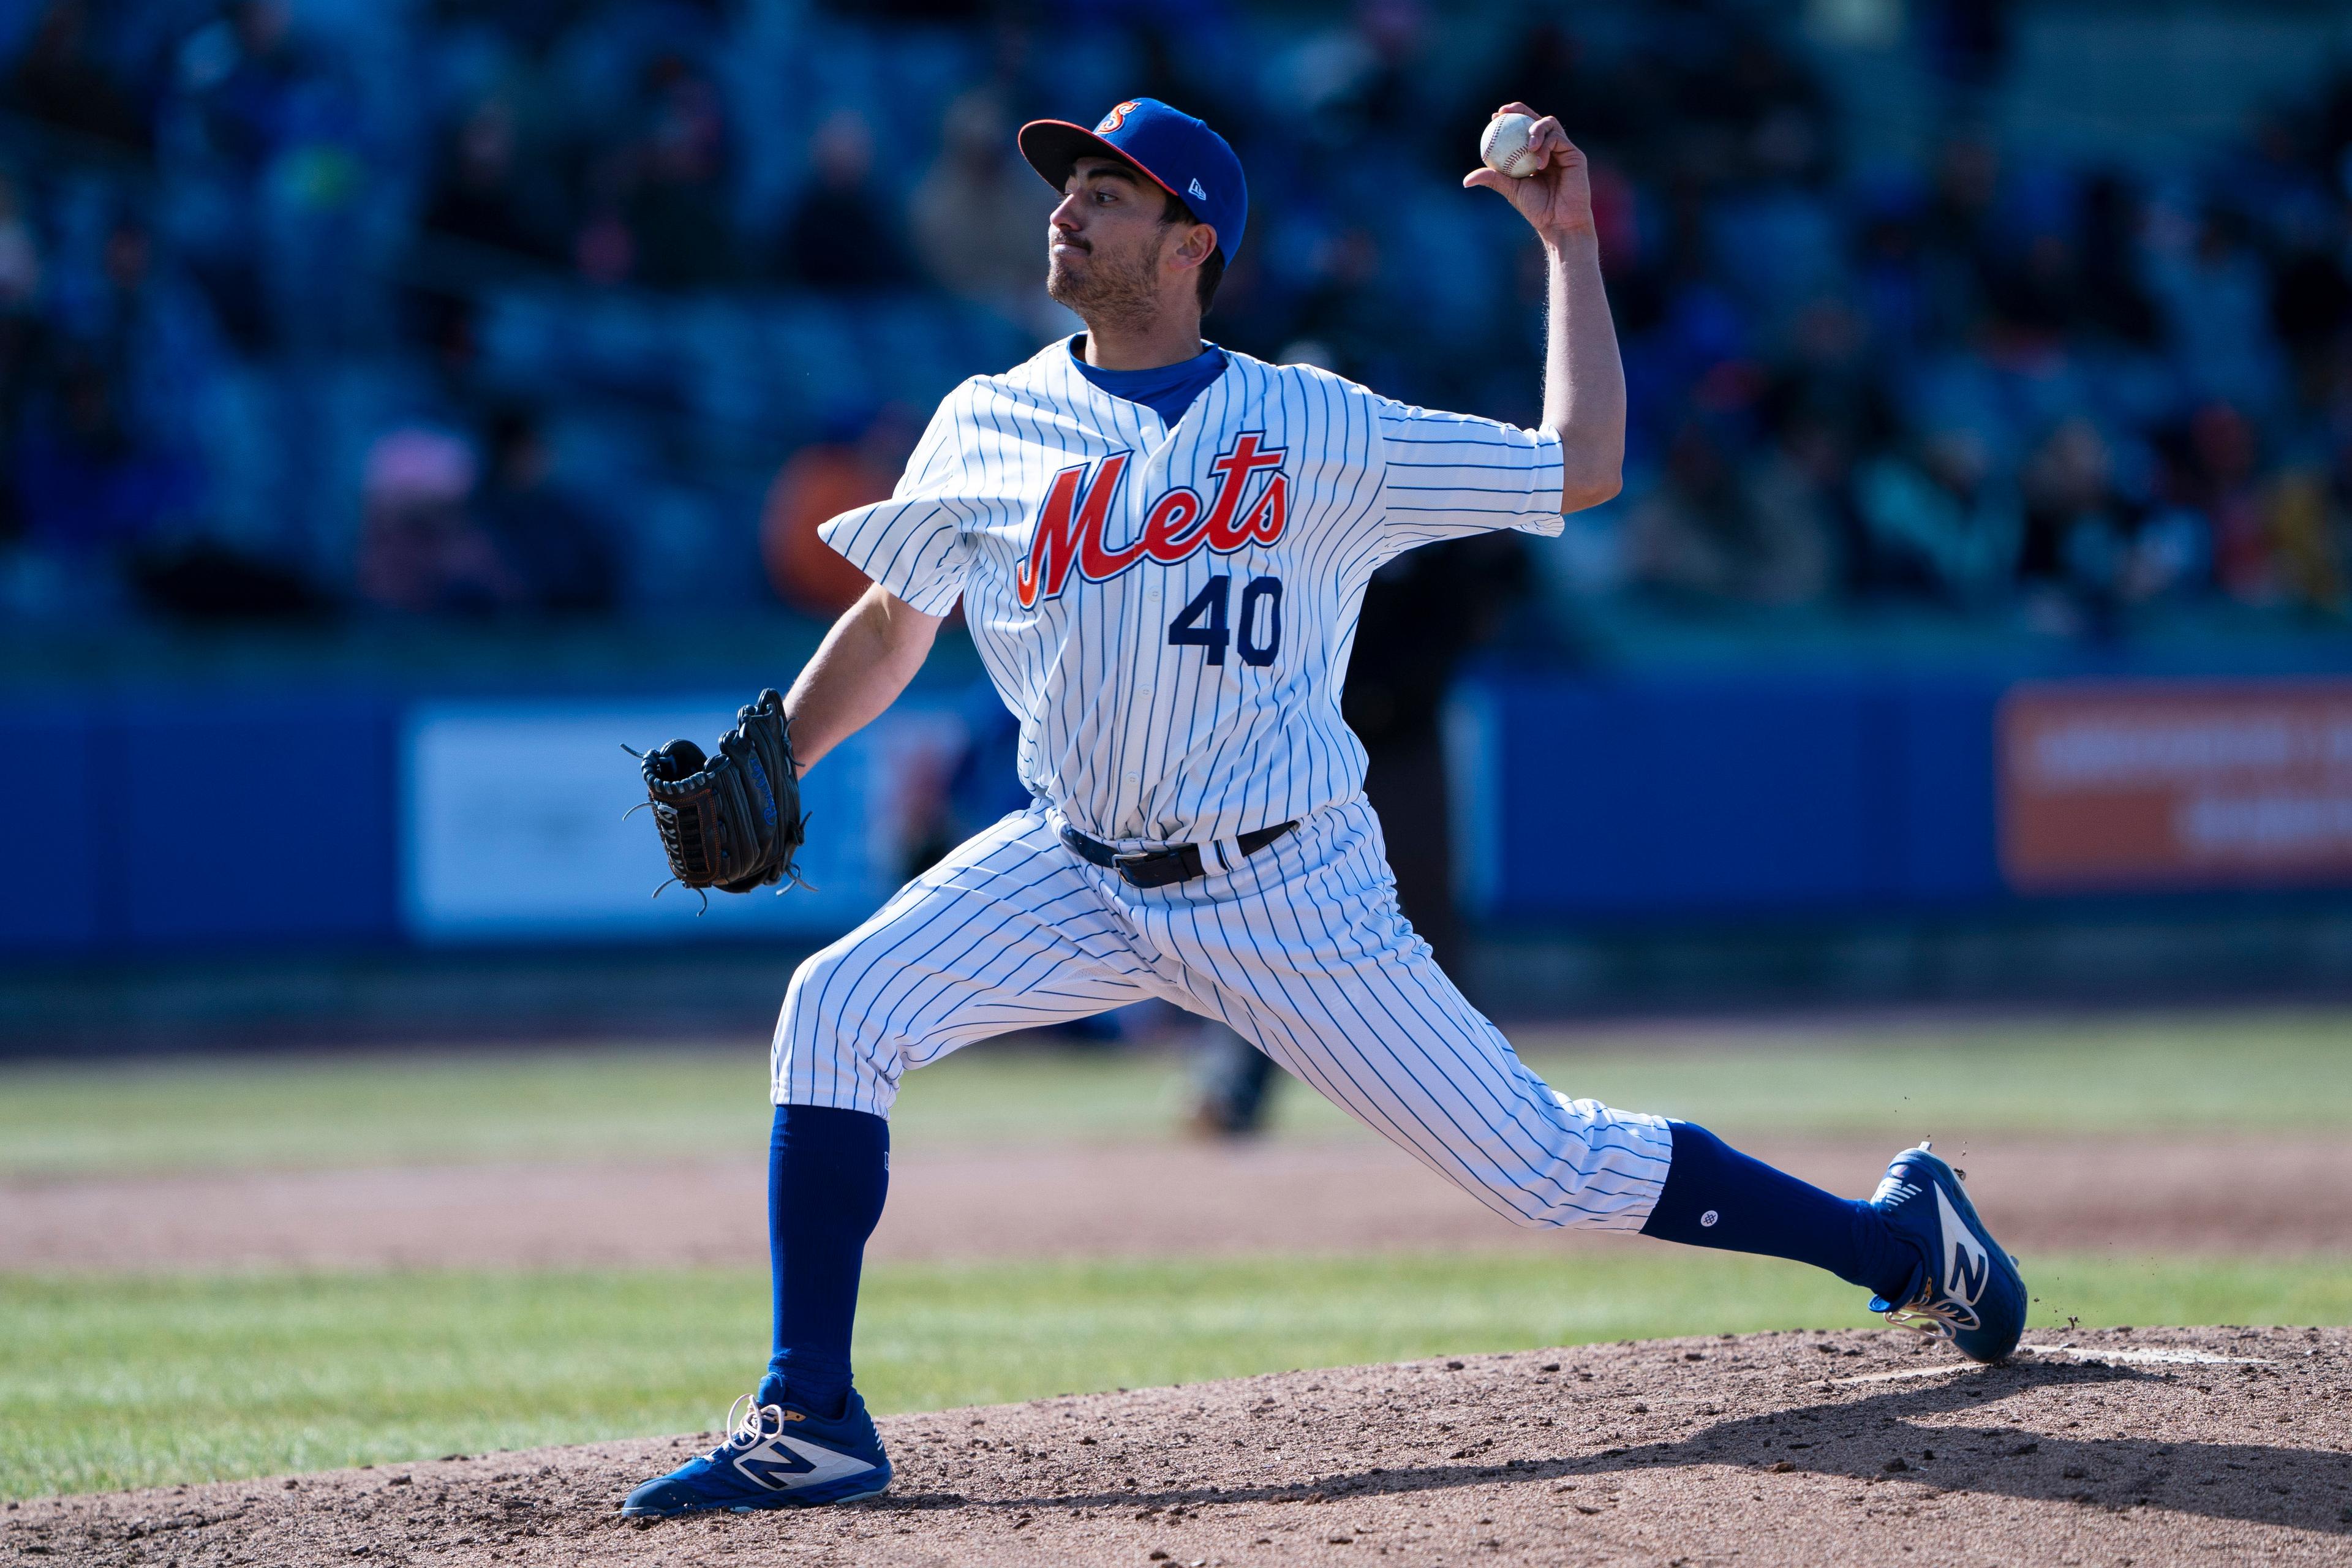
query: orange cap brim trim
[{"left": 1016, "top": 119, "right": 1185, "bottom": 206}]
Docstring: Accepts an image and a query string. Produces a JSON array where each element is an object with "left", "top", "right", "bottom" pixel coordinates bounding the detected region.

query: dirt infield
[
  {"left": 4, "top": 1134, "right": 2347, "bottom": 1272},
  {"left": 8, "top": 1328, "right": 2346, "bottom": 1567}
]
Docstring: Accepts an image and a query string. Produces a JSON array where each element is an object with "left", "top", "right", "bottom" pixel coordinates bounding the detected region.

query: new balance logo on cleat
[
  {"left": 731, "top": 1433, "right": 871, "bottom": 1493},
  {"left": 1936, "top": 1185, "right": 1990, "bottom": 1306}
]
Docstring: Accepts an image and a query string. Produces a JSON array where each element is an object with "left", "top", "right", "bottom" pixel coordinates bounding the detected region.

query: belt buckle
[{"left": 1113, "top": 844, "right": 1204, "bottom": 889}]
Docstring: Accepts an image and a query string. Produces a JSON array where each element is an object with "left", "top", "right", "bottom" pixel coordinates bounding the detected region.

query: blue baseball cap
[{"left": 1019, "top": 98, "right": 1247, "bottom": 264}]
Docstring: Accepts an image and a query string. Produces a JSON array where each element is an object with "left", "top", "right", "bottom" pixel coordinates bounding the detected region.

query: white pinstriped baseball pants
[{"left": 771, "top": 797, "right": 1674, "bottom": 1231}]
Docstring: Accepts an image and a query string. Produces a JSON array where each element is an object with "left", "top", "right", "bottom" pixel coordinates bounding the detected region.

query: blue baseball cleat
[
  {"left": 620, "top": 1390, "right": 892, "bottom": 1518},
  {"left": 1867, "top": 1142, "right": 2026, "bottom": 1364}
]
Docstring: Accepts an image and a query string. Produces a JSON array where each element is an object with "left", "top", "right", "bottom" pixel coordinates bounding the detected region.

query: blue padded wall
[
  {"left": 0, "top": 671, "right": 2031, "bottom": 957},
  {"left": 0, "top": 703, "right": 105, "bottom": 950},
  {"left": 1887, "top": 677, "right": 2006, "bottom": 906},
  {"left": 1481, "top": 673, "right": 2008, "bottom": 921},
  {"left": 112, "top": 695, "right": 401, "bottom": 948}
]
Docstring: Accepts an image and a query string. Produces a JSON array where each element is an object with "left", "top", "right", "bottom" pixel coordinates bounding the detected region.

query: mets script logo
[
  {"left": 1016, "top": 433, "right": 1288, "bottom": 609},
  {"left": 1096, "top": 100, "right": 1140, "bottom": 134}
]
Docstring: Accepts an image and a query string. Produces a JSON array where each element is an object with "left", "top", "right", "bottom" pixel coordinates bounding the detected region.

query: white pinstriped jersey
[{"left": 818, "top": 339, "right": 1566, "bottom": 845}]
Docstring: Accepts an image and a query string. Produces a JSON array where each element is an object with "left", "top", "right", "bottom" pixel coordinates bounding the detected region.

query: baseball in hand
[{"left": 1480, "top": 113, "right": 1541, "bottom": 179}]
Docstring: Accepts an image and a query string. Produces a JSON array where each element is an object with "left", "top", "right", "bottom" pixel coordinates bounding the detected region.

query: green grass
[
  {"left": 1505, "top": 1011, "right": 2352, "bottom": 1138},
  {"left": 0, "top": 1044, "right": 1188, "bottom": 1177},
  {"left": 6, "top": 1250, "right": 2349, "bottom": 1502},
  {"left": 2, "top": 1009, "right": 2348, "bottom": 1177},
  {"left": 6, "top": 1014, "right": 2340, "bottom": 1505}
]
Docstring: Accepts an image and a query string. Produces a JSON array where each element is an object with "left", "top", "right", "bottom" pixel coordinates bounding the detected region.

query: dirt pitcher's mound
[{"left": 8, "top": 1329, "right": 2348, "bottom": 1567}]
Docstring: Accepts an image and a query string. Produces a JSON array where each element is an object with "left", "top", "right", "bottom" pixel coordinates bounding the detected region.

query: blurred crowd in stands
[{"left": 3, "top": 0, "right": 2352, "bottom": 642}]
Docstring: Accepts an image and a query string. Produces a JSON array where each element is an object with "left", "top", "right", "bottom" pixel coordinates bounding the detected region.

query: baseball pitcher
[{"left": 620, "top": 98, "right": 2025, "bottom": 1518}]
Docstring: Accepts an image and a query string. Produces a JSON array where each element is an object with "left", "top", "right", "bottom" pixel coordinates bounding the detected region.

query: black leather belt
[{"left": 1060, "top": 820, "right": 1298, "bottom": 889}]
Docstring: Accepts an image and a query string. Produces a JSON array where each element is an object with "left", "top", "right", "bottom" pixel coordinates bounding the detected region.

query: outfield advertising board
[
  {"left": 18, "top": 671, "right": 2352, "bottom": 962},
  {"left": 401, "top": 698, "right": 965, "bottom": 941},
  {"left": 1999, "top": 680, "right": 2352, "bottom": 892}
]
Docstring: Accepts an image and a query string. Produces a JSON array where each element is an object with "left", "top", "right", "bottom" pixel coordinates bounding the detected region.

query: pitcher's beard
[{"left": 1047, "top": 245, "right": 1164, "bottom": 336}]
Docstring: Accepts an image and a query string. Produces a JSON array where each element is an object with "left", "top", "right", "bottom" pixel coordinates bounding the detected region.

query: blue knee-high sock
[
  {"left": 757, "top": 1104, "right": 889, "bottom": 1420},
  {"left": 1639, "top": 1121, "right": 1921, "bottom": 1302}
]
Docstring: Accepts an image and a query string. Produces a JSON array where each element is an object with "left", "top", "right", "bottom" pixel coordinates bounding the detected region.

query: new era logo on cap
[{"left": 1188, "top": 176, "right": 1208, "bottom": 202}]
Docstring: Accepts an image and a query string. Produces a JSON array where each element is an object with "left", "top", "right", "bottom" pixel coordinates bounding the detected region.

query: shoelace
[
  {"left": 708, "top": 1392, "right": 788, "bottom": 1459},
  {"left": 1882, "top": 1298, "right": 1969, "bottom": 1341},
  {"left": 1882, "top": 1262, "right": 1989, "bottom": 1340}
]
